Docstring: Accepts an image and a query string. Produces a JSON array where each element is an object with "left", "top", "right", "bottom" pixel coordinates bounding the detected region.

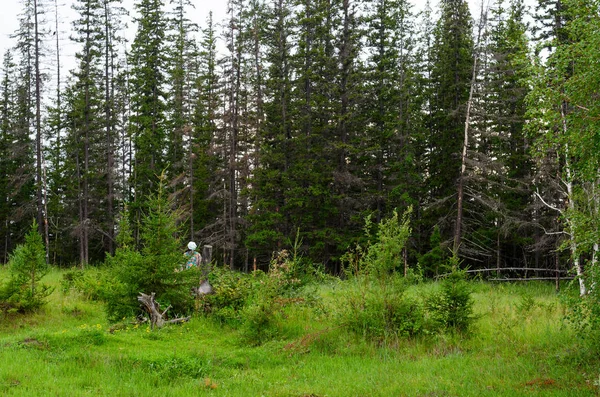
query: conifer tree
[
  {"left": 63, "top": 0, "right": 122, "bottom": 265},
  {"left": 190, "top": 12, "right": 222, "bottom": 246},
  {"left": 424, "top": 0, "right": 474, "bottom": 256},
  {"left": 7, "top": 0, "right": 39, "bottom": 258},
  {"left": 129, "top": 0, "right": 168, "bottom": 239},
  {"left": 362, "top": 0, "right": 420, "bottom": 219},
  {"left": 463, "top": 0, "right": 533, "bottom": 268},
  {"left": 0, "top": 51, "right": 17, "bottom": 263},
  {"left": 287, "top": 0, "right": 341, "bottom": 263},
  {"left": 165, "top": 0, "right": 198, "bottom": 192},
  {"left": 245, "top": 0, "right": 294, "bottom": 263}
]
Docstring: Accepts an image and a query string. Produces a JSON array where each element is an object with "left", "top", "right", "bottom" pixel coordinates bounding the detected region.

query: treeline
[{"left": 0, "top": 0, "right": 598, "bottom": 284}]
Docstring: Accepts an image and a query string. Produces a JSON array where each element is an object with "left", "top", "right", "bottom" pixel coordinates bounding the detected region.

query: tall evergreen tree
[
  {"left": 245, "top": 0, "right": 294, "bottom": 264},
  {"left": 288, "top": 0, "right": 341, "bottom": 263},
  {"left": 0, "top": 51, "right": 17, "bottom": 263},
  {"left": 191, "top": 12, "right": 222, "bottom": 246},
  {"left": 6, "top": 0, "right": 40, "bottom": 259},
  {"left": 463, "top": 0, "right": 533, "bottom": 269},
  {"left": 63, "top": 0, "right": 121, "bottom": 265},
  {"left": 362, "top": 0, "right": 420, "bottom": 218},
  {"left": 165, "top": 0, "right": 198, "bottom": 192},
  {"left": 424, "top": 0, "right": 474, "bottom": 257},
  {"left": 129, "top": 0, "right": 168, "bottom": 240}
]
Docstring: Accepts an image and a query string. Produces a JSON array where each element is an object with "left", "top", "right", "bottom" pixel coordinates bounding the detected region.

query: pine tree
[
  {"left": 329, "top": 0, "right": 366, "bottom": 270},
  {"left": 0, "top": 51, "right": 17, "bottom": 264},
  {"left": 0, "top": 219, "right": 52, "bottom": 313},
  {"left": 464, "top": 0, "right": 533, "bottom": 269},
  {"left": 45, "top": 0, "right": 68, "bottom": 265},
  {"left": 165, "top": 0, "right": 198, "bottom": 193},
  {"left": 190, "top": 12, "right": 222, "bottom": 246},
  {"left": 105, "top": 173, "right": 198, "bottom": 320},
  {"left": 129, "top": 0, "right": 168, "bottom": 240},
  {"left": 63, "top": 0, "right": 121, "bottom": 265},
  {"left": 7, "top": 0, "right": 39, "bottom": 258},
  {"left": 245, "top": 0, "right": 294, "bottom": 264},
  {"left": 288, "top": 0, "right": 341, "bottom": 263},
  {"left": 424, "top": 0, "right": 474, "bottom": 256}
]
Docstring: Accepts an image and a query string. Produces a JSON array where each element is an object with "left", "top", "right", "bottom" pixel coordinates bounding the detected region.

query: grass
[{"left": 0, "top": 267, "right": 598, "bottom": 396}]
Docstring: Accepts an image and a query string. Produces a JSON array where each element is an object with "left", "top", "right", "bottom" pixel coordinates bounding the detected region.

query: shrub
[
  {"left": 0, "top": 220, "right": 53, "bottom": 314},
  {"left": 564, "top": 264, "right": 600, "bottom": 353},
  {"left": 240, "top": 249, "right": 309, "bottom": 345},
  {"left": 61, "top": 267, "right": 106, "bottom": 301},
  {"left": 425, "top": 262, "right": 474, "bottom": 334},
  {"left": 203, "top": 266, "right": 255, "bottom": 323},
  {"left": 338, "top": 275, "right": 424, "bottom": 340},
  {"left": 337, "top": 208, "right": 425, "bottom": 341}
]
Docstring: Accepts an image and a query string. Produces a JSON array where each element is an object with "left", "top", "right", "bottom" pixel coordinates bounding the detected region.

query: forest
[{"left": 0, "top": 0, "right": 599, "bottom": 292}]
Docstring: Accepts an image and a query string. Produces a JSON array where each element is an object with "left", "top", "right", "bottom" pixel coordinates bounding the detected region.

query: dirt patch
[{"left": 524, "top": 378, "right": 557, "bottom": 388}]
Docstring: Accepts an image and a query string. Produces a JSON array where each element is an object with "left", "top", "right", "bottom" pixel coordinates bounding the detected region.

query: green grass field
[{"left": 0, "top": 268, "right": 598, "bottom": 396}]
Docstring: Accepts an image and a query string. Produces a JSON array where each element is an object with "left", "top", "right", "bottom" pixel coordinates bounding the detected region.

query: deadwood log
[{"left": 137, "top": 292, "right": 190, "bottom": 329}]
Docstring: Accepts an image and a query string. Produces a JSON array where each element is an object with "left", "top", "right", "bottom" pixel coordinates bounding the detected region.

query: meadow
[{"left": 0, "top": 267, "right": 598, "bottom": 397}]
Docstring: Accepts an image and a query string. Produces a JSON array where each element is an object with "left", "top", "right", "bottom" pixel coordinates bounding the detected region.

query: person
[
  {"left": 184, "top": 241, "right": 214, "bottom": 297},
  {"left": 184, "top": 241, "right": 202, "bottom": 270}
]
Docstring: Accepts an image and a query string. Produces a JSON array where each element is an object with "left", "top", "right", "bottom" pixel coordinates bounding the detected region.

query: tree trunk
[{"left": 454, "top": 1, "right": 488, "bottom": 254}]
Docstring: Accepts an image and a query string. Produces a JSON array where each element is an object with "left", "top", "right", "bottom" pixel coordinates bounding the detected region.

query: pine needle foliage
[
  {"left": 425, "top": 255, "right": 475, "bottom": 333},
  {"left": 103, "top": 173, "right": 199, "bottom": 321},
  {"left": 0, "top": 219, "right": 52, "bottom": 314}
]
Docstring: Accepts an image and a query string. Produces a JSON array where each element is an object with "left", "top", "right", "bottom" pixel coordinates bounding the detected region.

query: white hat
[{"left": 187, "top": 241, "right": 197, "bottom": 250}]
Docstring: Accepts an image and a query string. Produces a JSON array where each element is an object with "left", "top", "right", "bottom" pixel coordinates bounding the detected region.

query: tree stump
[{"left": 137, "top": 292, "right": 190, "bottom": 329}]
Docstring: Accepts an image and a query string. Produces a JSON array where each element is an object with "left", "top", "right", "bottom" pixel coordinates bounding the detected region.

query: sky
[
  {"left": 0, "top": 0, "right": 227, "bottom": 70},
  {"left": 0, "top": 0, "right": 528, "bottom": 76}
]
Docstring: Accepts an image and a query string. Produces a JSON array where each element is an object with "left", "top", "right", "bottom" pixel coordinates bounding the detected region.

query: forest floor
[{"left": 0, "top": 268, "right": 598, "bottom": 396}]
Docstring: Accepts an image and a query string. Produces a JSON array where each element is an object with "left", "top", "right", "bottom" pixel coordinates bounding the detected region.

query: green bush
[
  {"left": 0, "top": 220, "right": 53, "bottom": 314},
  {"left": 337, "top": 208, "right": 425, "bottom": 341},
  {"left": 203, "top": 266, "right": 255, "bottom": 323},
  {"left": 564, "top": 265, "right": 600, "bottom": 353},
  {"left": 60, "top": 267, "right": 106, "bottom": 301},
  {"left": 240, "top": 250, "right": 310, "bottom": 345},
  {"left": 425, "top": 265, "right": 474, "bottom": 334},
  {"left": 338, "top": 276, "right": 424, "bottom": 340}
]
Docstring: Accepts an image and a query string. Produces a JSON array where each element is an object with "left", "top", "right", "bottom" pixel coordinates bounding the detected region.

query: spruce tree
[
  {"left": 129, "top": 0, "right": 168, "bottom": 240},
  {"left": 0, "top": 51, "right": 16, "bottom": 264},
  {"left": 190, "top": 12, "right": 222, "bottom": 246},
  {"left": 245, "top": 0, "right": 294, "bottom": 264},
  {"left": 424, "top": 0, "right": 474, "bottom": 256},
  {"left": 165, "top": 0, "right": 198, "bottom": 192}
]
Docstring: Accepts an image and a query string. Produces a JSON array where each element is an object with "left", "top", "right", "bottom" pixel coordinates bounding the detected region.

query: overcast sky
[
  {"left": 0, "top": 0, "right": 516, "bottom": 76},
  {"left": 0, "top": 0, "right": 227, "bottom": 71}
]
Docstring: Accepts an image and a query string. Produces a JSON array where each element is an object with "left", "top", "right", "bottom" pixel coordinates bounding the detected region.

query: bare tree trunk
[
  {"left": 455, "top": 0, "right": 489, "bottom": 254},
  {"left": 53, "top": 0, "right": 62, "bottom": 265},
  {"left": 33, "top": 0, "right": 49, "bottom": 263},
  {"left": 104, "top": 0, "right": 115, "bottom": 255},
  {"left": 83, "top": 8, "right": 91, "bottom": 266},
  {"left": 562, "top": 107, "right": 586, "bottom": 295}
]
